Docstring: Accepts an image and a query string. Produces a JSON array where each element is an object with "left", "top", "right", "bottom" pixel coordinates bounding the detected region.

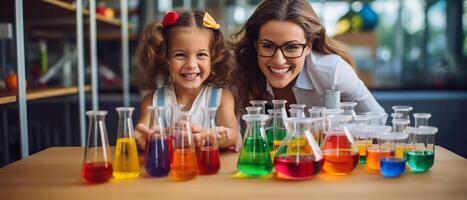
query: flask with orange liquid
[
  {"left": 170, "top": 111, "right": 198, "bottom": 181},
  {"left": 321, "top": 114, "right": 359, "bottom": 175}
]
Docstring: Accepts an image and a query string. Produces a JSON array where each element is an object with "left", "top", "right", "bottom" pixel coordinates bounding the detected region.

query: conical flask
[
  {"left": 113, "top": 107, "right": 140, "bottom": 179},
  {"left": 340, "top": 102, "right": 357, "bottom": 118},
  {"left": 321, "top": 115, "right": 359, "bottom": 175},
  {"left": 170, "top": 111, "right": 198, "bottom": 180},
  {"left": 145, "top": 106, "right": 170, "bottom": 177},
  {"left": 82, "top": 111, "right": 112, "bottom": 183},
  {"left": 237, "top": 114, "right": 272, "bottom": 176},
  {"left": 168, "top": 104, "right": 184, "bottom": 164},
  {"left": 198, "top": 107, "right": 221, "bottom": 175},
  {"left": 268, "top": 100, "right": 288, "bottom": 157},
  {"left": 289, "top": 104, "right": 306, "bottom": 118},
  {"left": 246, "top": 106, "right": 262, "bottom": 115},
  {"left": 250, "top": 100, "right": 267, "bottom": 114},
  {"left": 308, "top": 106, "right": 326, "bottom": 146},
  {"left": 274, "top": 117, "right": 323, "bottom": 180}
]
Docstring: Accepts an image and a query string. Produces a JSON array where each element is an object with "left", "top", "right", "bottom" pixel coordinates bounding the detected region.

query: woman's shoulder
[{"left": 308, "top": 52, "right": 349, "bottom": 74}]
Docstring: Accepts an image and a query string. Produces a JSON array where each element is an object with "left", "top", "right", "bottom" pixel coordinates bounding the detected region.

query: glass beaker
[
  {"left": 321, "top": 115, "right": 359, "bottom": 175},
  {"left": 379, "top": 133, "right": 408, "bottom": 178},
  {"left": 198, "top": 107, "right": 221, "bottom": 175},
  {"left": 392, "top": 106, "right": 413, "bottom": 122},
  {"left": 274, "top": 117, "right": 324, "bottom": 180},
  {"left": 340, "top": 102, "right": 357, "bottom": 118},
  {"left": 361, "top": 112, "right": 388, "bottom": 125},
  {"left": 237, "top": 114, "right": 272, "bottom": 176},
  {"left": 113, "top": 107, "right": 140, "bottom": 179},
  {"left": 82, "top": 111, "right": 112, "bottom": 183},
  {"left": 170, "top": 111, "right": 198, "bottom": 180},
  {"left": 365, "top": 127, "right": 396, "bottom": 170},
  {"left": 145, "top": 106, "right": 170, "bottom": 177},
  {"left": 405, "top": 126, "right": 437, "bottom": 173},
  {"left": 246, "top": 106, "right": 262, "bottom": 114},
  {"left": 413, "top": 113, "right": 431, "bottom": 127},
  {"left": 250, "top": 100, "right": 267, "bottom": 114},
  {"left": 347, "top": 115, "right": 371, "bottom": 164}
]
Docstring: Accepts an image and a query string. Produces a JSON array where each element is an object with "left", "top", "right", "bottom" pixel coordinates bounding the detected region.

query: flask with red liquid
[
  {"left": 274, "top": 117, "right": 324, "bottom": 180},
  {"left": 197, "top": 107, "right": 221, "bottom": 175},
  {"left": 81, "top": 111, "right": 113, "bottom": 183}
]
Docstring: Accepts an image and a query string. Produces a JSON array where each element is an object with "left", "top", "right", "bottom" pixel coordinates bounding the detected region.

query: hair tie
[
  {"left": 162, "top": 10, "right": 180, "bottom": 28},
  {"left": 203, "top": 12, "right": 220, "bottom": 30}
]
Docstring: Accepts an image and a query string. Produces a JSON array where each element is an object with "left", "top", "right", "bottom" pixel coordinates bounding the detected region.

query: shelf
[
  {"left": 0, "top": 0, "right": 134, "bottom": 32},
  {"left": 0, "top": 86, "right": 91, "bottom": 105}
]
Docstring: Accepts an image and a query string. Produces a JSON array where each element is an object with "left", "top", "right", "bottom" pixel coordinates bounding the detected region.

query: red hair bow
[{"left": 162, "top": 10, "right": 179, "bottom": 27}]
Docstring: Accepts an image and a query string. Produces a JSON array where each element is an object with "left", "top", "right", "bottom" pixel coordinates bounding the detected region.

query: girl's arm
[
  {"left": 215, "top": 88, "right": 239, "bottom": 149},
  {"left": 134, "top": 92, "right": 154, "bottom": 150}
]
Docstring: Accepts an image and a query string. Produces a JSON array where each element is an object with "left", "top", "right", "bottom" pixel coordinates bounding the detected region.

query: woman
[{"left": 234, "top": 0, "right": 384, "bottom": 114}]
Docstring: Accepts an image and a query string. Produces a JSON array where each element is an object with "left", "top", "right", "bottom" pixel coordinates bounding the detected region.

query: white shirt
[
  {"left": 152, "top": 84, "right": 222, "bottom": 127},
  {"left": 267, "top": 52, "right": 385, "bottom": 114}
]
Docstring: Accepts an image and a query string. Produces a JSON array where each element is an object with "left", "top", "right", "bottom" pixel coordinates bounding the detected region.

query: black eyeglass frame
[{"left": 255, "top": 42, "right": 310, "bottom": 59}]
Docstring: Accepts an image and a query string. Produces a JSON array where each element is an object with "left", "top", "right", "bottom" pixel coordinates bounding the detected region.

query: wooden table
[{"left": 0, "top": 146, "right": 465, "bottom": 200}]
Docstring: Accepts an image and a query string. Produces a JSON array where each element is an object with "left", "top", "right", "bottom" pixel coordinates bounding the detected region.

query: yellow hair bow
[{"left": 203, "top": 12, "right": 220, "bottom": 30}]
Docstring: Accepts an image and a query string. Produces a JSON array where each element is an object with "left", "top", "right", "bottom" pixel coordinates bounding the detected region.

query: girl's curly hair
[{"left": 134, "top": 10, "right": 235, "bottom": 90}]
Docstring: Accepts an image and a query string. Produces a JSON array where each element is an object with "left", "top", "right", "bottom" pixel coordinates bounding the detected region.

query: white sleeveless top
[{"left": 152, "top": 84, "right": 222, "bottom": 127}]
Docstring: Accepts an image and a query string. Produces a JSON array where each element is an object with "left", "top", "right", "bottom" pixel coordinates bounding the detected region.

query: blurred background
[{"left": 0, "top": 0, "right": 465, "bottom": 167}]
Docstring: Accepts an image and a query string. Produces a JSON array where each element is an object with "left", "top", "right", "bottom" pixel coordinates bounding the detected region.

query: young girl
[{"left": 133, "top": 10, "right": 238, "bottom": 151}]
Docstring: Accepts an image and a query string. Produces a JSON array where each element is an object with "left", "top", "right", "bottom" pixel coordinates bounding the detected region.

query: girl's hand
[
  {"left": 135, "top": 123, "right": 151, "bottom": 150},
  {"left": 191, "top": 124, "right": 206, "bottom": 148},
  {"left": 135, "top": 123, "right": 165, "bottom": 150},
  {"left": 216, "top": 126, "right": 239, "bottom": 152},
  {"left": 216, "top": 126, "right": 232, "bottom": 145}
]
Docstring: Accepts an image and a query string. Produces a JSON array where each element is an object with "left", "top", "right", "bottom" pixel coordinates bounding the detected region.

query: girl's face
[
  {"left": 257, "top": 20, "right": 311, "bottom": 88},
  {"left": 167, "top": 27, "right": 212, "bottom": 91}
]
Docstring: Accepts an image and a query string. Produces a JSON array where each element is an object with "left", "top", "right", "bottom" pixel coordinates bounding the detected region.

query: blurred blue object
[{"left": 359, "top": 3, "right": 378, "bottom": 31}]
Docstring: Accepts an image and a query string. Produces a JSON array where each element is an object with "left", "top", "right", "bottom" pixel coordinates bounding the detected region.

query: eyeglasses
[{"left": 255, "top": 42, "right": 309, "bottom": 59}]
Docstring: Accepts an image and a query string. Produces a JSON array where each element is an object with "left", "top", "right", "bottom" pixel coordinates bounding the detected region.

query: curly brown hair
[
  {"left": 134, "top": 10, "right": 235, "bottom": 90},
  {"left": 233, "top": 0, "right": 356, "bottom": 109}
]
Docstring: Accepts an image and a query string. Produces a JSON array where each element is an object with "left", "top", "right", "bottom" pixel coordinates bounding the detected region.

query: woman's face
[{"left": 257, "top": 20, "right": 311, "bottom": 88}]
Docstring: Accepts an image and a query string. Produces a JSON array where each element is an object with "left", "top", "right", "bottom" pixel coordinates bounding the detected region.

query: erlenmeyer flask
[
  {"left": 145, "top": 106, "right": 170, "bottom": 177},
  {"left": 82, "top": 111, "right": 112, "bottom": 183},
  {"left": 308, "top": 106, "right": 325, "bottom": 146},
  {"left": 198, "top": 107, "right": 221, "bottom": 175},
  {"left": 170, "top": 111, "right": 198, "bottom": 180},
  {"left": 250, "top": 100, "right": 267, "bottom": 114},
  {"left": 340, "top": 102, "right": 357, "bottom": 118},
  {"left": 168, "top": 104, "right": 184, "bottom": 164},
  {"left": 290, "top": 104, "right": 306, "bottom": 118},
  {"left": 321, "top": 115, "right": 359, "bottom": 175},
  {"left": 269, "top": 100, "right": 288, "bottom": 157},
  {"left": 246, "top": 106, "right": 262, "bottom": 114},
  {"left": 237, "top": 114, "right": 272, "bottom": 176},
  {"left": 274, "top": 117, "right": 324, "bottom": 180},
  {"left": 113, "top": 107, "right": 140, "bottom": 179}
]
